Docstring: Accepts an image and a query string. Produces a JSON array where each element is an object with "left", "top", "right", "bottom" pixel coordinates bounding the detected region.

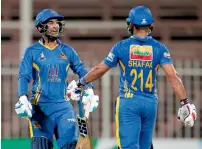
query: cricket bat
[{"left": 76, "top": 97, "right": 93, "bottom": 149}]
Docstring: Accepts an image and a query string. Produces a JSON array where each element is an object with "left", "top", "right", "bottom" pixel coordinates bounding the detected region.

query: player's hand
[
  {"left": 178, "top": 99, "right": 197, "bottom": 127},
  {"left": 15, "top": 95, "right": 32, "bottom": 118},
  {"left": 66, "top": 80, "right": 81, "bottom": 101},
  {"left": 67, "top": 80, "right": 99, "bottom": 112},
  {"left": 82, "top": 88, "right": 99, "bottom": 112}
]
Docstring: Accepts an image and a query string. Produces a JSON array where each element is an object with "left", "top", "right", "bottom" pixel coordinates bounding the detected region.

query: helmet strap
[
  {"left": 149, "top": 25, "right": 153, "bottom": 34},
  {"left": 38, "top": 24, "right": 58, "bottom": 42},
  {"left": 44, "top": 34, "right": 57, "bottom": 43},
  {"left": 126, "top": 23, "right": 134, "bottom": 36}
]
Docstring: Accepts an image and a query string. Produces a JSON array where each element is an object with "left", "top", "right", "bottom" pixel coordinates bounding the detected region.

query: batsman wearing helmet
[
  {"left": 68, "top": 6, "right": 197, "bottom": 149},
  {"left": 14, "top": 9, "right": 98, "bottom": 149}
]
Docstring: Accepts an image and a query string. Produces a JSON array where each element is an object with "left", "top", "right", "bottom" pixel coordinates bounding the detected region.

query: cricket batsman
[
  {"left": 14, "top": 9, "right": 98, "bottom": 149},
  {"left": 67, "top": 6, "right": 197, "bottom": 149}
]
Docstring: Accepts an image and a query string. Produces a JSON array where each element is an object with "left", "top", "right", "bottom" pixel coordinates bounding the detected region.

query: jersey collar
[
  {"left": 38, "top": 38, "right": 61, "bottom": 50},
  {"left": 130, "top": 35, "right": 151, "bottom": 42}
]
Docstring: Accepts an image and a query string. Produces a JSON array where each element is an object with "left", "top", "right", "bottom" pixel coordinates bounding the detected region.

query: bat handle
[
  {"left": 78, "top": 100, "right": 84, "bottom": 118},
  {"left": 84, "top": 102, "right": 91, "bottom": 119}
]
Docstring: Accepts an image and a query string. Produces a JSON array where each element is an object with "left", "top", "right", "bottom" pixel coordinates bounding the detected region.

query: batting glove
[
  {"left": 178, "top": 99, "right": 197, "bottom": 127},
  {"left": 15, "top": 95, "right": 32, "bottom": 118},
  {"left": 82, "top": 88, "right": 99, "bottom": 112},
  {"left": 66, "top": 80, "right": 81, "bottom": 101},
  {"left": 67, "top": 80, "right": 99, "bottom": 112}
]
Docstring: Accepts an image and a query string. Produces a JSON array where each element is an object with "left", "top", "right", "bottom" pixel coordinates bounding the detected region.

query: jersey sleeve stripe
[
  {"left": 119, "top": 60, "right": 126, "bottom": 76},
  {"left": 32, "top": 63, "right": 40, "bottom": 72}
]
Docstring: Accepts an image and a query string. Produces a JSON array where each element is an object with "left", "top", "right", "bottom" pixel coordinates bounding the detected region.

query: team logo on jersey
[
  {"left": 33, "top": 121, "right": 41, "bottom": 129},
  {"left": 130, "top": 45, "right": 153, "bottom": 61},
  {"left": 40, "top": 52, "right": 46, "bottom": 61},
  {"left": 60, "top": 52, "right": 67, "bottom": 60}
]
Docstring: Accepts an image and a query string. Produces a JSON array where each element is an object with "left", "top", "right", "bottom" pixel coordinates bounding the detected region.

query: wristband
[
  {"left": 77, "top": 77, "right": 86, "bottom": 87},
  {"left": 180, "top": 98, "right": 189, "bottom": 106}
]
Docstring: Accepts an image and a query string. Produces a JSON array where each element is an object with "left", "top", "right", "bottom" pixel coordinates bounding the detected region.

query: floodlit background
[{"left": 1, "top": 0, "right": 202, "bottom": 149}]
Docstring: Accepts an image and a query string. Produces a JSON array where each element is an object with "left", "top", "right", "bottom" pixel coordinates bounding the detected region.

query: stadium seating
[{"left": 2, "top": 0, "right": 202, "bottom": 63}]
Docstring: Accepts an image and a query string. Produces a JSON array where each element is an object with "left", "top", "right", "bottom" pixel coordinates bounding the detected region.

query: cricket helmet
[
  {"left": 35, "top": 8, "right": 64, "bottom": 28},
  {"left": 35, "top": 9, "right": 65, "bottom": 37},
  {"left": 126, "top": 6, "right": 154, "bottom": 26}
]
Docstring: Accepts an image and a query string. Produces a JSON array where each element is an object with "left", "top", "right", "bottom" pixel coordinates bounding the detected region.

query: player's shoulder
[
  {"left": 112, "top": 37, "right": 131, "bottom": 49},
  {"left": 27, "top": 42, "right": 40, "bottom": 49},
  {"left": 24, "top": 42, "right": 42, "bottom": 54},
  {"left": 150, "top": 37, "right": 167, "bottom": 48},
  {"left": 118, "top": 37, "right": 131, "bottom": 45},
  {"left": 110, "top": 38, "right": 135, "bottom": 54},
  {"left": 117, "top": 36, "right": 149, "bottom": 46},
  {"left": 60, "top": 43, "right": 75, "bottom": 53}
]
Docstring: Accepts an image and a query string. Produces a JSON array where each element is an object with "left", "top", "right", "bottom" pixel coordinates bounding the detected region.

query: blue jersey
[
  {"left": 104, "top": 35, "right": 172, "bottom": 99},
  {"left": 18, "top": 38, "right": 89, "bottom": 104}
]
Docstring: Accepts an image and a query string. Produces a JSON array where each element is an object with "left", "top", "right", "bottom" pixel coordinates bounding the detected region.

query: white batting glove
[
  {"left": 15, "top": 95, "right": 32, "bottom": 118},
  {"left": 178, "top": 99, "right": 197, "bottom": 127},
  {"left": 67, "top": 80, "right": 99, "bottom": 112},
  {"left": 66, "top": 80, "right": 81, "bottom": 101},
  {"left": 82, "top": 88, "right": 99, "bottom": 112}
]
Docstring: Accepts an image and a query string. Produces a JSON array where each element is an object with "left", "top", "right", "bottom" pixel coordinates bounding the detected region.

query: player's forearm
[
  {"left": 167, "top": 73, "right": 187, "bottom": 100},
  {"left": 18, "top": 77, "right": 29, "bottom": 96},
  {"left": 84, "top": 65, "right": 106, "bottom": 83},
  {"left": 76, "top": 62, "right": 89, "bottom": 79},
  {"left": 85, "top": 62, "right": 110, "bottom": 83}
]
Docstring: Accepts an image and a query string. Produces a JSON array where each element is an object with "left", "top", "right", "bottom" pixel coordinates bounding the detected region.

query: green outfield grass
[{"left": 1, "top": 138, "right": 98, "bottom": 149}]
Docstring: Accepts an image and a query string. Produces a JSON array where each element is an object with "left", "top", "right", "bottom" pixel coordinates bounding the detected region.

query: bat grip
[{"left": 78, "top": 100, "right": 84, "bottom": 118}]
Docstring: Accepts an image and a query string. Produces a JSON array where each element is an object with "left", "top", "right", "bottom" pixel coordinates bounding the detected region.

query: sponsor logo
[
  {"left": 47, "top": 64, "right": 61, "bottom": 82},
  {"left": 163, "top": 52, "right": 171, "bottom": 58},
  {"left": 67, "top": 118, "right": 76, "bottom": 123},
  {"left": 130, "top": 45, "right": 153, "bottom": 61},
  {"left": 107, "top": 52, "right": 115, "bottom": 62}
]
